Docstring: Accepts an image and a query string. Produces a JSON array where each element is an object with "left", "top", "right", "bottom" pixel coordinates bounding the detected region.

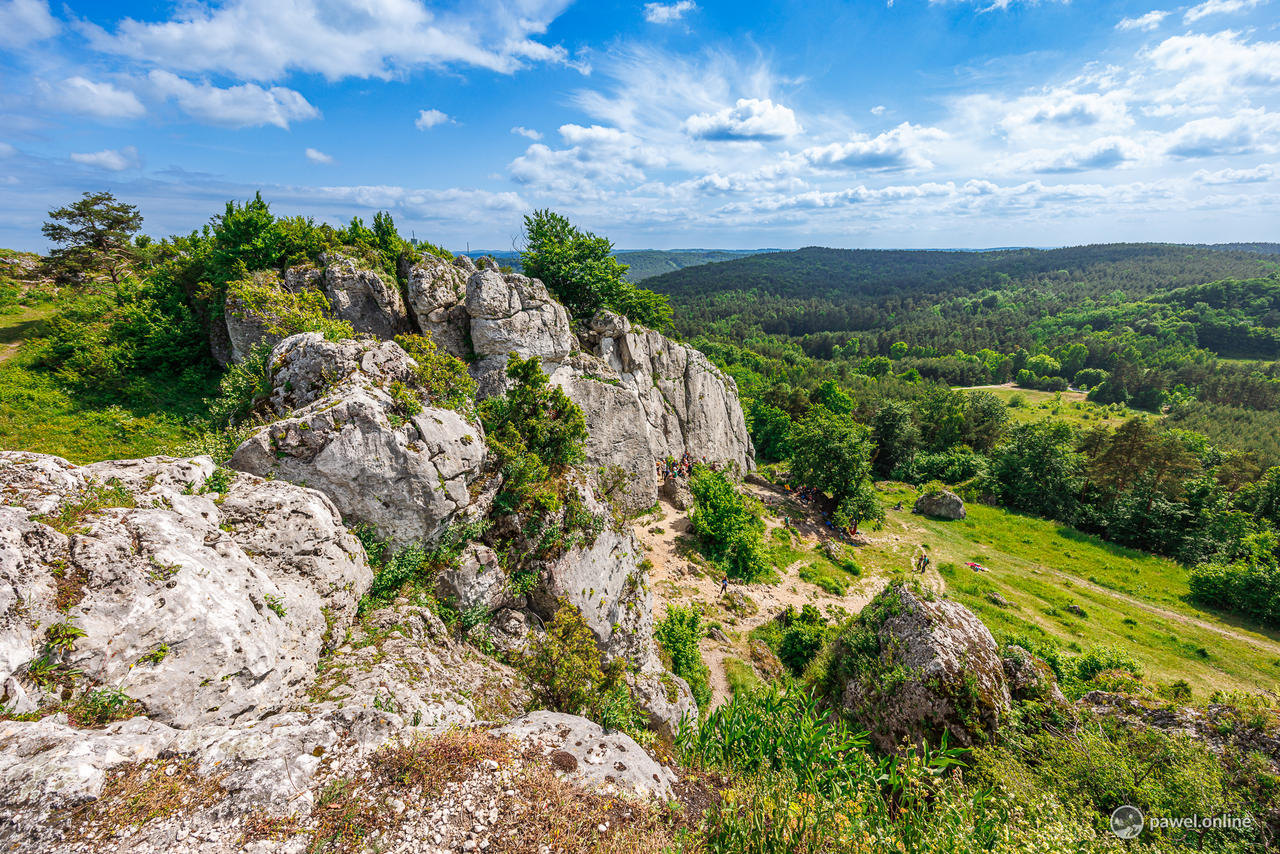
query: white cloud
[
  {"left": 305, "top": 147, "right": 334, "bottom": 164},
  {"left": 511, "top": 126, "right": 542, "bottom": 140},
  {"left": 1145, "top": 31, "right": 1280, "bottom": 107},
  {"left": 799, "top": 123, "right": 947, "bottom": 172},
  {"left": 1192, "top": 163, "right": 1274, "bottom": 184},
  {"left": 928, "top": 0, "right": 1068, "bottom": 11},
  {"left": 70, "top": 145, "right": 141, "bottom": 171},
  {"left": 415, "top": 108, "right": 451, "bottom": 130},
  {"left": 870, "top": 105, "right": 886, "bottom": 115},
  {"left": 684, "top": 98, "right": 801, "bottom": 141},
  {"left": 509, "top": 123, "right": 663, "bottom": 194},
  {"left": 1164, "top": 109, "right": 1280, "bottom": 158},
  {"left": 54, "top": 76, "right": 146, "bottom": 119},
  {"left": 0, "top": 142, "right": 16, "bottom": 157},
  {"left": 0, "top": 0, "right": 59, "bottom": 48},
  {"left": 87, "top": 0, "right": 577, "bottom": 82},
  {"left": 149, "top": 70, "right": 319, "bottom": 128},
  {"left": 1183, "top": 0, "right": 1262, "bottom": 23},
  {"left": 997, "top": 89, "right": 1132, "bottom": 136},
  {"left": 643, "top": 1, "right": 696, "bottom": 23},
  {"left": 1116, "top": 10, "right": 1168, "bottom": 30},
  {"left": 1009, "top": 136, "right": 1146, "bottom": 173}
]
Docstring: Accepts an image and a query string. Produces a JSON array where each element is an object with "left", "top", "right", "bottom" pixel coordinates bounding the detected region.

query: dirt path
[
  {"left": 633, "top": 478, "right": 887, "bottom": 709},
  {"left": 1042, "top": 567, "right": 1280, "bottom": 652}
]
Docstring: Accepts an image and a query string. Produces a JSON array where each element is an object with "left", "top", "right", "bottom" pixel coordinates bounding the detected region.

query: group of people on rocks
[{"left": 657, "top": 451, "right": 719, "bottom": 481}]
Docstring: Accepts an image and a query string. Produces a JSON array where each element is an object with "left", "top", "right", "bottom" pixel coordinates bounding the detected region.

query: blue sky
[{"left": 1, "top": 0, "right": 1277, "bottom": 251}]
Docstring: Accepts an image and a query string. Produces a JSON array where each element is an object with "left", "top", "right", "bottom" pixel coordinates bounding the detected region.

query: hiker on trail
[{"left": 721, "top": 576, "right": 729, "bottom": 595}]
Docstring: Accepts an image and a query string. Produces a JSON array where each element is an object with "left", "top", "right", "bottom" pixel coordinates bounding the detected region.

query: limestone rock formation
[
  {"left": 1002, "top": 645, "right": 1067, "bottom": 705},
  {"left": 229, "top": 333, "right": 486, "bottom": 547},
  {"left": 306, "top": 603, "right": 530, "bottom": 727},
  {"left": 836, "top": 583, "right": 1011, "bottom": 753},
  {"left": 318, "top": 252, "right": 412, "bottom": 339},
  {"left": 495, "top": 711, "right": 678, "bottom": 799},
  {"left": 0, "top": 451, "right": 370, "bottom": 728},
  {"left": 913, "top": 488, "right": 966, "bottom": 520},
  {"left": 404, "top": 253, "right": 470, "bottom": 359}
]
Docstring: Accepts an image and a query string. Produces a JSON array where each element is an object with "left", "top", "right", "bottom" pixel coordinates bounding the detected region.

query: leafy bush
[
  {"left": 224, "top": 272, "right": 354, "bottom": 342},
  {"left": 516, "top": 601, "right": 616, "bottom": 715},
  {"left": 394, "top": 333, "right": 474, "bottom": 412},
  {"left": 654, "top": 605, "right": 711, "bottom": 710},
  {"left": 1189, "top": 530, "right": 1280, "bottom": 627},
  {"left": 688, "top": 465, "right": 769, "bottom": 582},
  {"left": 520, "top": 209, "right": 671, "bottom": 329},
  {"left": 776, "top": 605, "right": 830, "bottom": 675}
]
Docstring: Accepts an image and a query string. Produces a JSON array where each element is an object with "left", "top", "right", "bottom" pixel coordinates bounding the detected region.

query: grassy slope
[
  {"left": 954, "top": 385, "right": 1141, "bottom": 430},
  {"left": 0, "top": 308, "right": 205, "bottom": 464},
  {"left": 860, "top": 482, "right": 1280, "bottom": 697}
]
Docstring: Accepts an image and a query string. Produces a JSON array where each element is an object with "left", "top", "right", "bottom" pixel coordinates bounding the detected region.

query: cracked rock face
[
  {"left": 229, "top": 333, "right": 486, "bottom": 548},
  {"left": 318, "top": 253, "right": 412, "bottom": 340},
  {"left": 839, "top": 583, "right": 1011, "bottom": 753},
  {"left": 0, "top": 452, "right": 370, "bottom": 729},
  {"left": 495, "top": 711, "right": 677, "bottom": 800}
]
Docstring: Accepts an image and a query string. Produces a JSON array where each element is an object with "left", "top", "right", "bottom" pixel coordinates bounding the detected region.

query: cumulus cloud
[
  {"left": 509, "top": 123, "right": 663, "bottom": 194},
  {"left": 305, "top": 147, "right": 334, "bottom": 164},
  {"left": 54, "top": 76, "right": 146, "bottom": 119},
  {"left": 415, "top": 108, "right": 451, "bottom": 130},
  {"left": 1183, "top": 0, "right": 1262, "bottom": 23},
  {"left": 0, "top": 0, "right": 58, "bottom": 48},
  {"left": 684, "top": 98, "right": 801, "bottom": 141},
  {"left": 1116, "top": 10, "right": 1168, "bottom": 30},
  {"left": 1145, "top": 31, "right": 1280, "bottom": 107},
  {"left": 1164, "top": 109, "right": 1280, "bottom": 158},
  {"left": 1192, "top": 163, "right": 1274, "bottom": 184},
  {"left": 511, "top": 126, "right": 542, "bottom": 140},
  {"left": 799, "top": 123, "right": 947, "bottom": 172},
  {"left": 998, "top": 89, "right": 1132, "bottom": 135},
  {"left": 86, "top": 0, "right": 577, "bottom": 82},
  {"left": 643, "top": 1, "right": 696, "bottom": 23},
  {"left": 870, "top": 105, "right": 886, "bottom": 115},
  {"left": 1011, "top": 137, "right": 1146, "bottom": 173},
  {"left": 149, "top": 70, "right": 319, "bottom": 128},
  {"left": 70, "top": 145, "right": 141, "bottom": 171}
]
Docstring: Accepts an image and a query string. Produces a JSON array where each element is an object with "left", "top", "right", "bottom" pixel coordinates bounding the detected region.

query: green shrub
[
  {"left": 394, "top": 333, "right": 474, "bottom": 412},
  {"left": 775, "top": 605, "right": 830, "bottom": 675},
  {"left": 520, "top": 209, "right": 671, "bottom": 329},
  {"left": 655, "top": 604, "right": 712, "bottom": 710},
  {"left": 516, "top": 601, "right": 613, "bottom": 716},
  {"left": 224, "top": 272, "right": 353, "bottom": 343},
  {"left": 689, "top": 465, "right": 769, "bottom": 582},
  {"left": 1072, "top": 644, "right": 1143, "bottom": 684}
]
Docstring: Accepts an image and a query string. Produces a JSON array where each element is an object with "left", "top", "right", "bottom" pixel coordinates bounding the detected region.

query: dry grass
[
  {"left": 484, "top": 762, "right": 697, "bottom": 854},
  {"left": 60, "top": 758, "right": 226, "bottom": 842},
  {"left": 247, "top": 729, "right": 514, "bottom": 854}
]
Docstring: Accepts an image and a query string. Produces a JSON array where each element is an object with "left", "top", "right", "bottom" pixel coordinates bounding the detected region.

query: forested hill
[
  {"left": 646, "top": 243, "right": 1278, "bottom": 305},
  {"left": 644, "top": 243, "right": 1280, "bottom": 352}
]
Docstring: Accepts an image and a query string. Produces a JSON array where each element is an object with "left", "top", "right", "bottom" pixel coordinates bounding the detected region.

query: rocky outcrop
[
  {"left": 433, "top": 544, "right": 523, "bottom": 615},
  {"left": 628, "top": 670, "right": 698, "bottom": 743},
  {"left": 404, "top": 254, "right": 470, "bottom": 359},
  {"left": 395, "top": 256, "right": 754, "bottom": 512},
  {"left": 219, "top": 254, "right": 411, "bottom": 365},
  {"left": 835, "top": 583, "right": 1010, "bottom": 753},
  {"left": 306, "top": 603, "right": 530, "bottom": 728},
  {"left": 1002, "top": 645, "right": 1067, "bottom": 705},
  {"left": 0, "top": 452, "right": 370, "bottom": 728},
  {"left": 913, "top": 488, "right": 966, "bottom": 520},
  {"left": 229, "top": 334, "right": 486, "bottom": 547},
  {"left": 495, "top": 711, "right": 677, "bottom": 799},
  {"left": 0, "top": 708, "right": 398, "bottom": 849},
  {"left": 318, "top": 253, "right": 412, "bottom": 339}
]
